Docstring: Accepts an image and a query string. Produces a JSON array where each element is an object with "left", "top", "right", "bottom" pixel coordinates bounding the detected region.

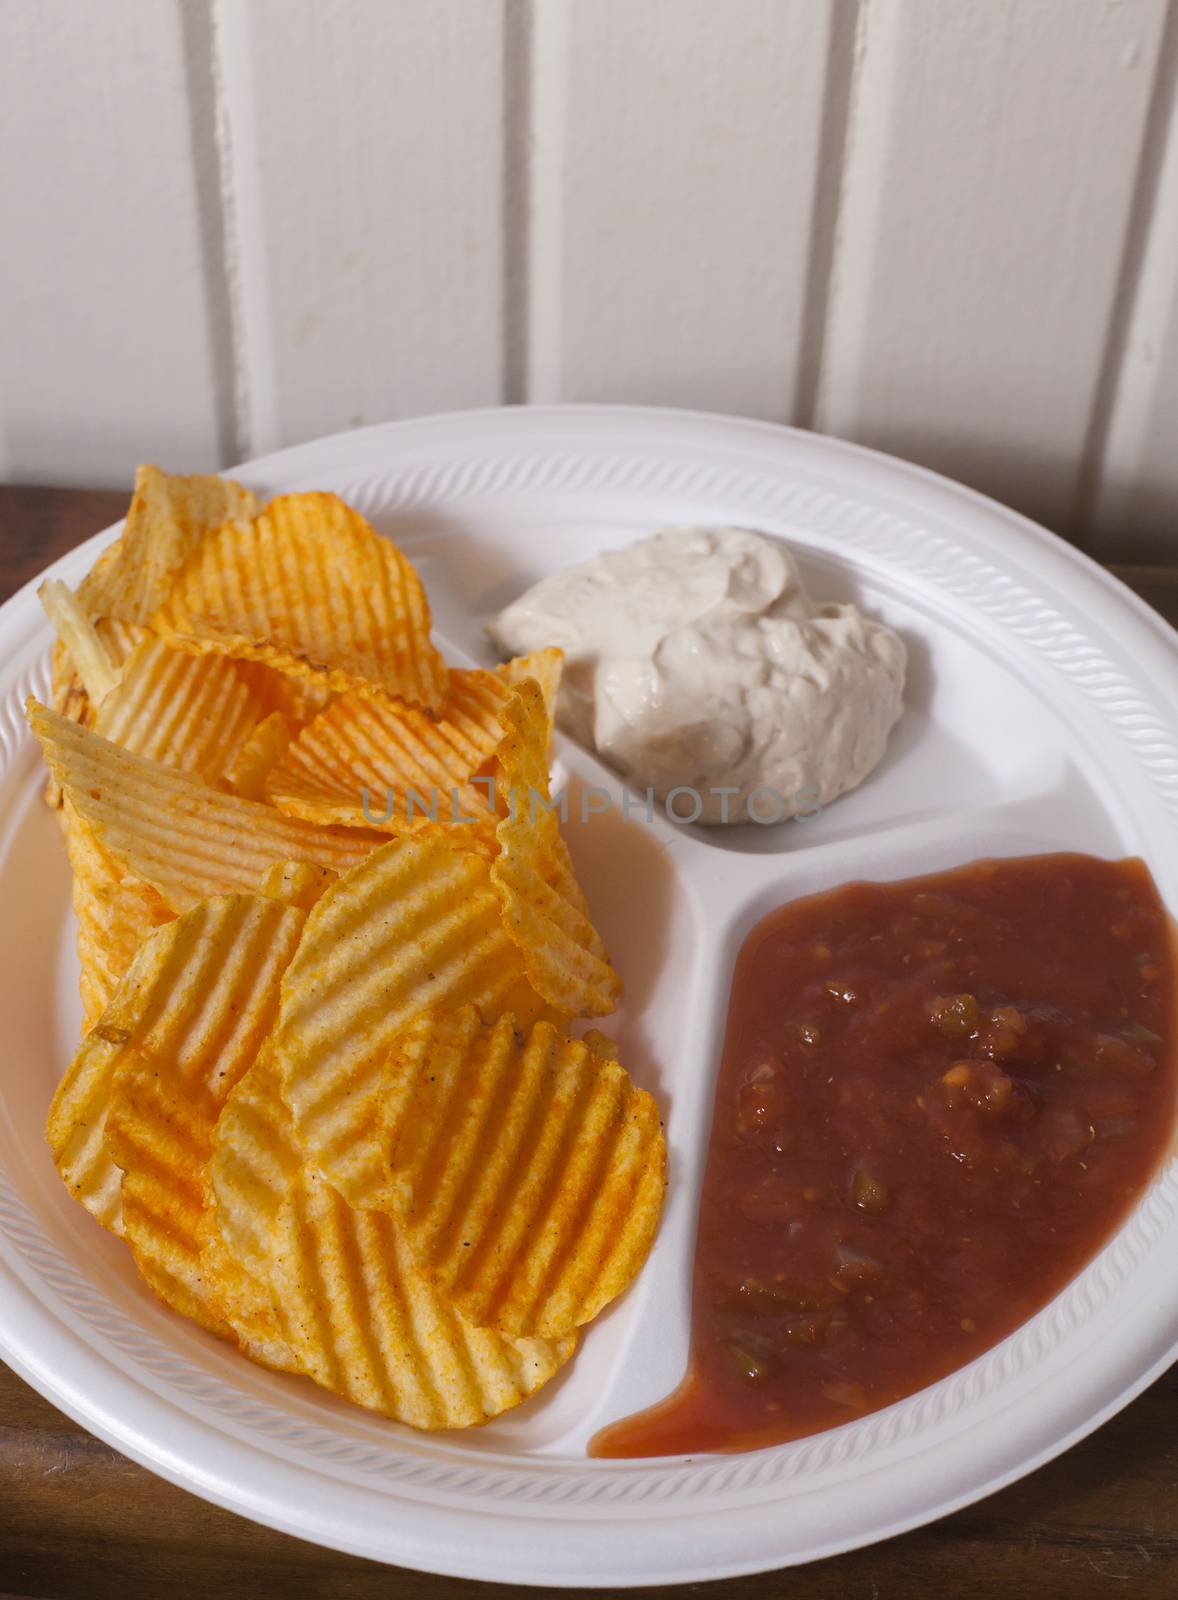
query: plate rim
[{"left": 1, "top": 402, "right": 1176, "bottom": 1585}]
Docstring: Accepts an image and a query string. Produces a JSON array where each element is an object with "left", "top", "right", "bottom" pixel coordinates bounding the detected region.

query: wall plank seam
[
  {"left": 793, "top": 0, "right": 863, "bottom": 429},
  {"left": 178, "top": 0, "right": 242, "bottom": 470},
  {"left": 503, "top": 0, "right": 532, "bottom": 406},
  {"left": 524, "top": 0, "right": 571, "bottom": 404},
  {"left": 209, "top": 0, "right": 276, "bottom": 463},
  {"left": 810, "top": 0, "right": 873, "bottom": 437},
  {"left": 1082, "top": 0, "right": 1178, "bottom": 554},
  {"left": 1074, "top": 0, "right": 1178, "bottom": 547}
]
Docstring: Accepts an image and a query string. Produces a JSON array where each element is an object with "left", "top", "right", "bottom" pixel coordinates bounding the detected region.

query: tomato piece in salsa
[{"left": 594, "top": 854, "right": 1177, "bottom": 1457}]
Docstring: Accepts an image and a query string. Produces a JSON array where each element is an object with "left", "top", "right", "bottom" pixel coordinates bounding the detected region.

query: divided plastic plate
[{"left": 1, "top": 407, "right": 1176, "bottom": 1587}]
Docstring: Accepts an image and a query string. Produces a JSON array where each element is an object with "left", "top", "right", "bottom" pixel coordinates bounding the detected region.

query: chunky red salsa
[{"left": 594, "top": 854, "right": 1177, "bottom": 1457}]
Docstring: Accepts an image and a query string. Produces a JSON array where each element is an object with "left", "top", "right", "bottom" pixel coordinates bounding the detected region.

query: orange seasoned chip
[
  {"left": 273, "top": 834, "right": 553, "bottom": 1210},
  {"left": 50, "top": 636, "right": 90, "bottom": 728},
  {"left": 268, "top": 1164, "right": 575, "bottom": 1429},
  {"left": 496, "top": 646, "right": 564, "bottom": 725},
  {"left": 46, "top": 1029, "right": 132, "bottom": 1233},
  {"left": 382, "top": 1008, "right": 665, "bottom": 1338},
  {"left": 225, "top": 711, "right": 291, "bottom": 799},
  {"left": 48, "top": 616, "right": 150, "bottom": 803},
  {"left": 58, "top": 797, "right": 172, "bottom": 1030},
  {"left": 47, "top": 891, "right": 299, "bottom": 1237},
  {"left": 212, "top": 1050, "right": 574, "bottom": 1425},
  {"left": 97, "top": 617, "right": 151, "bottom": 665},
  {"left": 198, "top": 1205, "right": 299, "bottom": 1372},
  {"left": 210, "top": 1048, "right": 302, "bottom": 1286},
  {"left": 102, "top": 893, "right": 307, "bottom": 1331},
  {"left": 256, "top": 859, "right": 337, "bottom": 910},
  {"left": 107, "top": 1047, "right": 237, "bottom": 1333},
  {"left": 28, "top": 701, "right": 380, "bottom": 912},
  {"left": 39, "top": 581, "right": 120, "bottom": 705},
  {"left": 48, "top": 874, "right": 196, "bottom": 1234},
  {"left": 70, "top": 541, "right": 119, "bottom": 630},
  {"left": 78, "top": 464, "right": 259, "bottom": 625},
  {"left": 35, "top": 458, "right": 653, "bottom": 1426},
  {"left": 491, "top": 680, "right": 621, "bottom": 1017},
  {"left": 231, "top": 658, "right": 333, "bottom": 730},
  {"left": 152, "top": 492, "right": 448, "bottom": 711},
  {"left": 265, "top": 668, "right": 506, "bottom": 834},
  {"left": 581, "top": 1027, "right": 620, "bottom": 1061},
  {"left": 200, "top": 1050, "right": 308, "bottom": 1370},
  {"left": 94, "top": 635, "right": 263, "bottom": 783},
  {"left": 95, "top": 896, "right": 306, "bottom": 1067}
]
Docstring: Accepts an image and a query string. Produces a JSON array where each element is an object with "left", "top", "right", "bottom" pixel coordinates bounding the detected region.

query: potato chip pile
[{"left": 32, "top": 466, "right": 666, "bottom": 1430}]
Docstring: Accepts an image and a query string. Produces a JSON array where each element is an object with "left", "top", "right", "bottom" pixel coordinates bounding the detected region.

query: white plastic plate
[{"left": 0, "top": 406, "right": 1176, "bottom": 1587}]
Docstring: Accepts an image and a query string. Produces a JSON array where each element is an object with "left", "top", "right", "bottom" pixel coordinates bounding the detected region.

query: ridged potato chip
[
  {"left": 491, "top": 680, "right": 621, "bottom": 1017},
  {"left": 59, "top": 798, "right": 172, "bottom": 1030},
  {"left": 98, "top": 617, "right": 150, "bottom": 665},
  {"left": 198, "top": 1047, "right": 304, "bottom": 1368},
  {"left": 581, "top": 1027, "right": 620, "bottom": 1061},
  {"left": 45, "top": 1029, "right": 132, "bottom": 1233},
  {"left": 256, "top": 859, "right": 337, "bottom": 910},
  {"left": 94, "top": 635, "right": 263, "bottom": 783},
  {"left": 210, "top": 1047, "right": 301, "bottom": 1285},
  {"left": 496, "top": 646, "right": 564, "bottom": 725},
  {"left": 198, "top": 1205, "right": 299, "bottom": 1371},
  {"left": 102, "top": 894, "right": 307, "bottom": 1332},
  {"left": 68, "top": 541, "right": 119, "bottom": 631},
  {"left": 50, "top": 636, "right": 89, "bottom": 728},
  {"left": 47, "top": 890, "right": 298, "bottom": 1236},
  {"left": 152, "top": 492, "right": 448, "bottom": 711},
  {"left": 46, "top": 905, "right": 189, "bottom": 1236},
  {"left": 265, "top": 667, "right": 506, "bottom": 834},
  {"left": 107, "top": 1048, "right": 234, "bottom": 1333},
  {"left": 78, "top": 464, "right": 259, "bottom": 625},
  {"left": 51, "top": 617, "right": 149, "bottom": 727},
  {"left": 271, "top": 1164, "right": 575, "bottom": 1429},
  {"left": 28, "top": 701, "right": 380, "bottom": 911},
  {"left": 212, "top": 1051, "right": 575, "bottom": 1425},
  {"left": 273, "top": 833, "right": 553, "bottom": 1210},
  {"left": 232, "top": 658, "right": 332, "bottom": 730},
  {"left": 36, "top": 459, "right": 661, "bottom": 1433},
  {"left": 48, "top": 617, "right": 149, "bottom": 804},
  {"left": 382, "top": 1008, "right": 665, "bottom": 1339},
  {"left": 226, "top": 711, "right": 291, "bottom": 799},
  {"left": 39, "top": 581, "right": 120, "bottom": 704},
  {"left": 95, "top": 894, "right": 304, "bottom": 1068}
]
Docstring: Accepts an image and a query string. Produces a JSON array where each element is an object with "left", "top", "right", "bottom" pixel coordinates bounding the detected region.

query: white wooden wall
[{"left": 2, "top": 0, "right": 1177, "bottom": 559}]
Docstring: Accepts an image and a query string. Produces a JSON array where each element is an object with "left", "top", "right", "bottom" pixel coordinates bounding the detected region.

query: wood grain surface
[{"left": 0, "top": 485, "right": 1175, "bottom": 1600}]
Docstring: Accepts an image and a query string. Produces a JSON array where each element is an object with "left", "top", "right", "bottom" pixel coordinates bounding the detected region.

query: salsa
[{"left": 594, "top": 854, "right": 1178, "bottom": 1457}]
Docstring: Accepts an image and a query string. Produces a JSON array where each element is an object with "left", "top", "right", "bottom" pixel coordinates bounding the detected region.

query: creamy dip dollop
[{"left": 488, "top": 527, "right": 906, "bottom": 824}]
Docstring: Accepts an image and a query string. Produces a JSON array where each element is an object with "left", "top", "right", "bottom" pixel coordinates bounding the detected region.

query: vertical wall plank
[
  {"left": 0, "top": 1, "right": 224, "bottom": 488},
  {"left": 527, "top": 0, "right": 845, "bottom": 421},
  {"left": 1090, "top": 52, "right": 1178, "bottom": 562},
  {"left": 216, "top": 0, "right": 509, "bottom": 459},
  {"left": 818, "top": 0, "right": 1167, "bottom": 535}
]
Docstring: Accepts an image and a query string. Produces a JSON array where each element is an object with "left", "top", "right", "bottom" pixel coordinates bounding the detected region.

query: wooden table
[{"left": 1, "top": 485, "right": 1175, "bottom": 1600}]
